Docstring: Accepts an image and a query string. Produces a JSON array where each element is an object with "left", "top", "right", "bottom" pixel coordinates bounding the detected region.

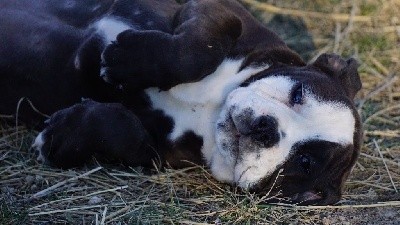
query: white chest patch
[
  {"left": 145, "top": 59, "right": 270, "bottom": 162},
  {"left": 95, "top": 17, "right": 132, "bottom": 44}
]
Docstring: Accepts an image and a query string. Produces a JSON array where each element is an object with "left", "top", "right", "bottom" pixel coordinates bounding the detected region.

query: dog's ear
[{"left": 312, "top": 53, "right": 361, "bottom": 99}]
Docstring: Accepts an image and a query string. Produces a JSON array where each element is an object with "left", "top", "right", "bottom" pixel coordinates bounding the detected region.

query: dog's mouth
[
  {"left": 217, "top": 110, "right": 276, "bottom": 185},
  {"left": 216, "top": 113, "right": 241, "bottom": 158}
]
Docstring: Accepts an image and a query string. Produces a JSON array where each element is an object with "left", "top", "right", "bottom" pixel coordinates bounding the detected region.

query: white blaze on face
[{"left": 212, "top": 76, "right": 356, "bottom": 188}]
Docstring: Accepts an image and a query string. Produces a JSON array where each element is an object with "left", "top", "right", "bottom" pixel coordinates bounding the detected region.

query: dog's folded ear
[{"left": 312, "top": 53, "right": 362, "bottom": 99}]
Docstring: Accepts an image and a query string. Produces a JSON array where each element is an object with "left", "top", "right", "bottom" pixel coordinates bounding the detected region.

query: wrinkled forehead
[{"left": 242, "top": 67, "right": 351, "bottom": 102}]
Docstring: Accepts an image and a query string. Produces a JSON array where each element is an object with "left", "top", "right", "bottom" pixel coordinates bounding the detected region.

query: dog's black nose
[{"left": 250, "top": 115, "right": 280, "bottom": 148}]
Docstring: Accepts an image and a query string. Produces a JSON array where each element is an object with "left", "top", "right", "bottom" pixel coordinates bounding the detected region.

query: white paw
[{"left": 32, "top": 132, "right": 45, "bottom": 163}]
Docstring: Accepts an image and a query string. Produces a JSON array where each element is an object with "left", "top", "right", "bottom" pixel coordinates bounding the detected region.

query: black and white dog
[{"left": 0, "top": 0, "right": 362, "bottom": 205}]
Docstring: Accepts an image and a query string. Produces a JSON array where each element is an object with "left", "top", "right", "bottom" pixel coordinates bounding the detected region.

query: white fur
[
  {"left": 146, "top": 58, "right": 270, "bottom": 165},
  {"left": 74, "top": 54, "right": 81, "bottom": 70},
  {"left": 214, "top": 76, "right": 356, "bottom": 188},
  {"left": 95, "top": 17, "right": 132, "bottom": 44},
  {"left": 32, "top": 132, "right": 45, "bottom": 163}
]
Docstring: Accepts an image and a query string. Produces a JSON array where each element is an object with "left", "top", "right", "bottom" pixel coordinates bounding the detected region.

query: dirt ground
[{"left": 1, "top": 0, "right": 400, "bottom": 224}]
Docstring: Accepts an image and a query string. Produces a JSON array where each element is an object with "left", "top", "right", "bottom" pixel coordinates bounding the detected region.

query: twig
[
  {"left": 333, "top": 22, "right": 341, "bottom": 53},
  {"left": 364, "top": 104, "right": 400, "bottom": 125},
  {"left": 369, "top": 55, "right": 390, "bottom": 76},
  {"left": 240, "top": 0, "right": 372, "bottom": 23},
  {"left": 277, "top": 201, "right": 400, "bottom": 210},
  {"left": 100, "top": 206, "right": 107, "bottom": 225},
  {"left": 29, "top": 167, "right": 103, "bottom": 200},
  {"left": 373, "top": 139, "right": 398, "bottom": 193},
  {"left": 29, "top": 204, "right": 109, "bottom": 216},
  {"left": 360, "top": 152, "right": 399, "bottom": 167},
  {"left": 0, "top": 114, "right": 14, "bottom": 119},
  {"left": 357, "top": 74, "right": 398, "bottom": 111},
  {"left": 337, "top": 0, "right": 357, "bottom": 54},
  {"left": 365, "top": 130, "right": 400, "bottom": 138},
  {"left": 348, "top": 181, "right": 394, "bottom": 191},
  {"left": 31, "top": 185, "right": 128, "bottom": 210}
]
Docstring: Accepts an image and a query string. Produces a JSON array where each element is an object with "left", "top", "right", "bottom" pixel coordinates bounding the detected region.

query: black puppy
[{"left": 0, "top": 0, "right": 362, "bottom": 205}]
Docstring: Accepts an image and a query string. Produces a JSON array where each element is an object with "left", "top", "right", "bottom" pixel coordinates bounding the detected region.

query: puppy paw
[
  {"left": 100, "top": 30, "right": 144, "bottom": 89},
  {"left": 30, "top": 100, "right": 98, "bottom": 168},
  {"left": 100, "top": 29, "right": 172, "bottom": 90}
]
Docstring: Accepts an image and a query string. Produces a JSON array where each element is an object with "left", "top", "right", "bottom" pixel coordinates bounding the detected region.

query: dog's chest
[{"left": 145, "top": 59, "right": 269, "bottom": 162}]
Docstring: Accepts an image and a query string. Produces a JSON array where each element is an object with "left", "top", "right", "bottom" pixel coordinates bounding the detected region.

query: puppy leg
[
  {"left": 32, "top": 100, "right": 157, "bottom": 169},
  {"left": 100, "top": 0, "right": 242, "bottom": 90}
]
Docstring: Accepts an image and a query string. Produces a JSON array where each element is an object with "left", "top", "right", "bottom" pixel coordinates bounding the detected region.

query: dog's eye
[
  {"left": 299, "top": 154, "right": 312, "bottom": 174},
  {"left": 291, "top": 84, "right": 303, "bottom": 105}
]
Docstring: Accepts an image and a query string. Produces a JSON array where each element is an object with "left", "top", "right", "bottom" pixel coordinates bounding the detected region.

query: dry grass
[{"left": 1, "top": 0, "right": 400, "bottom": 224}]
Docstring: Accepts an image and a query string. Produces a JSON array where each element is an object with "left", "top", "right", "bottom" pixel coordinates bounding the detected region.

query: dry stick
[
  {"left": 30, "top": 200, "right": 149, "bottom": 216},
  {"left": 349, "top": 180, "right": 394, "bottom": 191},
  {"left": 240, "top": 0, "right": 372, "bottom": 23},
  {"left": 256, "top": 169, "right": 283, "bottom": 204},
  {"left": 276, "top": 201, "right": 400, "bottom": 210},
  {"left": 360, "top": 152, "right": 399, "bottom": 167},
  {"left": 179, "top": 221, "right": 213, "bottom": 225},
  {"left": 29, "top": 167, "right": 103, "bottom": 201},
  {"left": 357, "top": 74, "right": 398, "bottom": 111},
  {"left": 29, "top": 204, "right": 109, "bottom": 216},
  {"left": 369, "top": 55, "right": 390, "bottom": 76},
  {"left": 365, "top": 130, "right": 400, "bottom": 138},
  {"left": 14, "top": 97, "right": 50, "bottom": 144},
  {"left": 363, "top": 104, "right": 400, "bottom": 125},
  {"left": 0, "top": 114, "right": 14, "bottom": 119},
  {"left": 100, "top": 206, "right": 107, "bottom": 225},
  {"left": 105, "top": 205, "right": 132, "bottom": 222},
  {"left": 31, "top": 185, "right": 128, "bottom": 210},
  {"left": 373, "top": 139, "right": 398, "bottom": 193},
  {"left": 337, "top": 0, "right": 357, "bottom": 54},
  {"left": 333, "top": 22, "right": 341, "bottom": 53},
  {"left": 372, "top": 116, "right": 398, "bottom": 126}
]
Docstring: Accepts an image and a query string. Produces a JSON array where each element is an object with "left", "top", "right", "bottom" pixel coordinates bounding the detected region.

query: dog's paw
[
  {"left": 100, "top": 30, "right": 144, "bottom": 89},
  {"left": 30, "top": 100, "right": 98, "bottom": 168}
]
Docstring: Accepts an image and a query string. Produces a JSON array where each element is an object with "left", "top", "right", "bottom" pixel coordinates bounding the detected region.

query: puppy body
[{"left": 0, "top": 0, "right": 362, "bottom": 205}]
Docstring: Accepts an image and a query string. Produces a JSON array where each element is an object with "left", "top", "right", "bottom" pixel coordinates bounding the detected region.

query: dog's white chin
[{"left": 210, "top": 138, "right": 276, "bottom": 189}]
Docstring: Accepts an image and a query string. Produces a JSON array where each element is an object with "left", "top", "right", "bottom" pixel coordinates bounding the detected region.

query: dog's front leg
[
  {"left": 32, "top": 99, "right": 158, "bottom": 169},
  {"left": 100, "top": 0, "right": 242, "bottom": 90}
]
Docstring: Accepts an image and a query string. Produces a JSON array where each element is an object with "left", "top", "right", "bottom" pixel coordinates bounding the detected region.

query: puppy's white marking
[
  {"left": 32, "top": 132, "right": 45, "bottom": 163},
  {"left": 74, "top": 54, "right": 81, "bottom": 70},
  {"left": 215, "top": 76, "right": 356, "bottom": 188},
  {"left": 95, "top": 17, "right": 132, "bottom": 44},
  {"left": 92, "top": 4, "right": 101, "bottom": 12},
  {"left": 146, "top": 58, "right": 270, "bottom": 165}
]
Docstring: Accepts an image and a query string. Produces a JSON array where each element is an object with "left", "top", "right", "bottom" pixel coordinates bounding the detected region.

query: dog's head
[{"left": 214, "top": 53, "right": 362, "bottom": 205}]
